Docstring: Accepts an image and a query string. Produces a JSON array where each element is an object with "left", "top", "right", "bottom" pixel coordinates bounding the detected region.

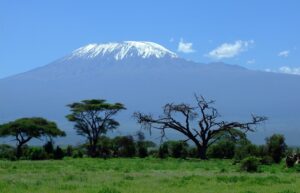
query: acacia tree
[
  {"left": 134, "top": 95, "right": 267, "bottom": 159},
  {"left": 0, "top": 117, "right": 66, "bottom": 158},
  {"left": 66, "top": 99, "right": 125, "bottom": 157}
]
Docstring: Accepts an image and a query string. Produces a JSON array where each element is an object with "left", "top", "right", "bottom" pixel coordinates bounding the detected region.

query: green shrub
[
  {"left": 188, "top": 147, "right": 199, "bottom": 158},
  {"left": 43, "top": 141, "right": 54, "bottom": 155},
  {"left": 29, "top": 147, "right": 48, "bottom": 160},
  {"left": 147, "top": 148, "right": 158, "bottom": 157},
  {"left": 169, "top": 141, "right": 188, "bottom": 158},
  {"left": 240, "top": 156, "right": 260, "bottom": 172},
  {"left": 208, "top": 140, "right": 235, "bottom": 159},
  {"left": 260, "top": 155, "right": 274, "bottom": 165},
  {"left": 158, "top": 143, "right": 169, "bottom": 159},
  {"left": 112, "top": 135, "right": 136, "bottom": 157},
  {"left": 72, "top": 150, "right": 84, "bottom": 158},
  {"left": 65, "top": 145, "right": 73, "bottom": 157},
  {"left": 293, "top": 164, "right": 300, "bottom": 172},
  {"left": 54, "top": 146, "right": 64, "bottom": 160},
  {"left": 0, "top": 144, "right": 16, "bottom": 160},
  {"left": 137, "top": 144, "right": 148, "bottom": 158},
  {"left": 265, "top": 134, "right": 287, "bottom": 164},
  {"left": 234, "top": 140, "right": 259, "bottom": 162}
]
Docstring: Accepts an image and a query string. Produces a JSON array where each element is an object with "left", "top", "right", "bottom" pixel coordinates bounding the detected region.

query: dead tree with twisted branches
[{"left": 134, "top": 95, "right": 267, "bottom": 159}]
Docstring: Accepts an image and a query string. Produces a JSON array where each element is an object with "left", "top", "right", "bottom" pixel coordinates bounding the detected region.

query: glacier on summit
[{"left": 68, "top": 41, "right": 178, "bottom": 60}]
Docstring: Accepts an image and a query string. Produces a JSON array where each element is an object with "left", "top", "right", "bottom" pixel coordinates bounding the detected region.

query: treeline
[
  {"left": 0, "top": 131, "right": 298, "bottom": 168},
  {"left": 0, "top": 96, "right": 299, "bottom": 172}
]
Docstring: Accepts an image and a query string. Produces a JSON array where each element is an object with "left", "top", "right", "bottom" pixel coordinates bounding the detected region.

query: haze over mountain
[{"left": 1, "top": 41, "right": 300, "bottom": 145}]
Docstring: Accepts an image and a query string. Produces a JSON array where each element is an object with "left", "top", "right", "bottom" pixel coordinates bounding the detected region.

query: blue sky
[{"left": 1, "top": 0, "right": 300, "bottom": 78}]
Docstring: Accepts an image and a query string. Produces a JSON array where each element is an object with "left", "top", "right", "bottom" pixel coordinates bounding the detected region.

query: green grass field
[{"left": 0, "top": 158, "right": 299, "bottom": 193}]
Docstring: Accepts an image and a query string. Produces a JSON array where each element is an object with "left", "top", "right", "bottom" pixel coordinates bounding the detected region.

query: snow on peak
[{"left": 69, "top": 41, "right": 178, "bottom": 60}]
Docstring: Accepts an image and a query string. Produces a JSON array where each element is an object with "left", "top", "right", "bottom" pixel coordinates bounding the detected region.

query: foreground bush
[{"left": 240, "top": 156, "right": 260, "bottom": 172}]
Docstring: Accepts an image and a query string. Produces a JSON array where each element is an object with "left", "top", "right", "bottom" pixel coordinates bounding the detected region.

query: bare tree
[{"left": 134, "top": 95, "right": 267, "bottom": 159}]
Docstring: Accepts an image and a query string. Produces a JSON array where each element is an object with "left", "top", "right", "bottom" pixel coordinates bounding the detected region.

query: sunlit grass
[{"left": 0, "top": 158, "right": 299, "bottom": 193}]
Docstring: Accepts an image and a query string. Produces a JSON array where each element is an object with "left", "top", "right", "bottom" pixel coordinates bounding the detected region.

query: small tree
[
  {"left": 266, "top": 134, "right": 287, "bottom": 163},
  {"left": 66, "top": 99, "right": 125, "bottom": 157},
  {"left": 134, "top": 95, "right": 266, "bottom": 159},
  {"left": 0, "top": 117, "right": 65, "bottom": 158}
]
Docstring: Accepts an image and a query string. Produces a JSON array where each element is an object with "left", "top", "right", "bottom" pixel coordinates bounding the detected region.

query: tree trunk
[
  {"left": 16, "top": 144, "right": 22, "bottom": 159},
  {"left": 197, "top": 145, "right": 208, "bottom": 160},
  {"left": 88, "top": 138, "right": 98, "bottom": 157}
]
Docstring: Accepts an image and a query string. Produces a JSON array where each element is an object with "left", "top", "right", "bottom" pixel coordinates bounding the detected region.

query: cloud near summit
[
  {"left": 177, "top": 39, "right": 195, "bottom": 53},
  {"left": 207, "top": 40, "right": 254, "bottom": 59}
]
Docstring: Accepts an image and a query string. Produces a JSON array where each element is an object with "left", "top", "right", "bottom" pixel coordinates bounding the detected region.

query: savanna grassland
[{"left": 0, "top": 158, "right": 299, "bottom": 193}]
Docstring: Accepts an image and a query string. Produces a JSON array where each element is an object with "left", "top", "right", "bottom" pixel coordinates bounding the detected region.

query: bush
[
  {"left": 136, "top": 140, "right": 155, "bottom": 158},
  {"left": 54, "top": 146, "right": 64, "bottom": 160},
  {"left": 208, "top": 140, "right": 235, "bottom": 159},
  {"left": 260, "top": 155, "right": 274, "bottom": 165},
  {"left": 43, "top": 141, "right": 54, "bottom": 155},
  {"left": 234, "top": 140, "right": 259, "bottom": 162},
  {"left": 137, "top": 142, "right": 148, "bottom": 158},
  {"left": 72, "top": 149, "right": 84, "bottom": 158},
  {"left": 240, "top": 156, "right": 260, "bottom": 172},
  {"left": 65, "top": 145, "right": 73, "bottom": 157},
  {"left": 0, "top": 144, "right": 16, "bottom": 160},
  {"left": 29, "top": 147, "right": 48, "bottom": 160},
  {"left": 148, "top": 148, "right": 158, "bottom": 157},
  {"left": 169, "top": 141, "right": 188, "bottom": 158},
  {"left": 188, "top": 147, "right": 199, "bottom": 158},
  {"left": 266, "top": 134, "right": 287, "bottom": 164},
  {"left": 112, "top": 136, "right": 136, "bottom": 157},
  {"left": 158, "top": 143, "right": 169, "bottom": 159}
]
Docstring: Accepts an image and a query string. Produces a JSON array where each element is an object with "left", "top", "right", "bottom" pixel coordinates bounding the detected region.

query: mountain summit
[
  {"left": 68, "top": 41, "right": 178, "bottom": 60},
  {"left": 1, "top": 41, "right": 300, "bottom": 145}
]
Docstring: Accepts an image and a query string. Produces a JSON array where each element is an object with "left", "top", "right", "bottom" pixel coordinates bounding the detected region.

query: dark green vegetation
[{"left": 0, "top": 158, "right": 299, "bottom": 193}]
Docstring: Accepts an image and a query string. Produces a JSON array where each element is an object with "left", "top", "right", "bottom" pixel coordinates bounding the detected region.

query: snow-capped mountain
[
  {"left": 68, "top": 41, "right": 178, "bottom": 60},
  {"left": 1, "top": 41, "right": 300, "bottom": 145}
]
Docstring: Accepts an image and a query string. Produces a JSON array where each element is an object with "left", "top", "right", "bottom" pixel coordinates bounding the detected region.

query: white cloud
[
  {"left": 247, "top": 59, "right": 255, "bottom": 64},
  {"left": 265, "top": 68, "right": 272, "bottom": 72},
  {"left": 278, "top": 50, "right": 290, "bottom": 57},
  {"left": 265, "top": 66, "right": 300, "bottom": 75},
  {"left": 207, "top": 40, "right": 254, "bottom": 59},
  {"left": 278, "top": 66, "right": 300, "bottom": 75},
  {"left": 177, "top": 39, "right": 195, "bottom": 53}
]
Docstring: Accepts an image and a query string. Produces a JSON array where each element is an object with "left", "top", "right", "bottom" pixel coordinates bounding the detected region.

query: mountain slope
[{"left": 1, "top": 41, "right": 300, "bottom": 145}]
